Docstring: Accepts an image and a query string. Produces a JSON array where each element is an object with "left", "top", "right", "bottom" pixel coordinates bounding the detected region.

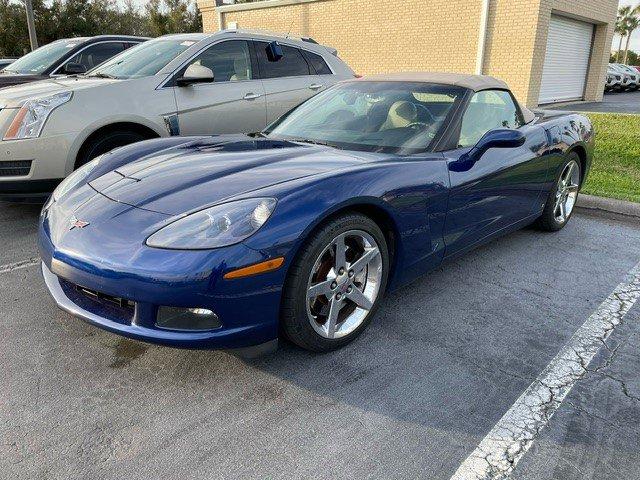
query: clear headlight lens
[
  {"left": 53, "top": 156, "right": 101, "bottom": 202},
  {"left": 147, "top": 198, "right": 277, "bottom": 250},
  {"left": 3, "top": 91, "right": 73, "bottom": 140}
]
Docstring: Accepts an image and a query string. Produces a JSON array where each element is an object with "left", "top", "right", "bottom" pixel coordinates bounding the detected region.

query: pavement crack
[
  {"left": 449, "top": 260, "right": 640, "bottom": 480},
  {"left": 0, "top": 257, "right": 40, "bottom": 274}
]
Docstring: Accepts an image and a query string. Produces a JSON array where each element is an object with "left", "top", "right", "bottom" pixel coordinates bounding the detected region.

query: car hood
[
  {"left": 89, "top": 136, "right": 378, "bottom": 216},
  {"left": 0, "top": 76, "right": 120, "bottom": 107},
  {"left": 0, "top": 73, "right": 45, "bottom": 90}
]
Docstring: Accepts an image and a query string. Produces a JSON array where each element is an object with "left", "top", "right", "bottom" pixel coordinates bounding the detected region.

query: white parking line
[
  {"left": 450, "top": 260, "right": 640, "bottom": 480},
  {"left": 0, "top": 257, "right": 40, "bottom": 274}
]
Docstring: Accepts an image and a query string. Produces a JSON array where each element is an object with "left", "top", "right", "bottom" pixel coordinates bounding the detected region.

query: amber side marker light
[
  {"left": 223, "top": 257, "right": 285, "bottom": 280},
  {"left": 3, "top": 107, "right": 28, "bottom": 140}
]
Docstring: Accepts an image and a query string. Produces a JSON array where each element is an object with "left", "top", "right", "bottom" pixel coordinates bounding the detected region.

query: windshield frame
[
  {"left": 3, "top": 38, "right": 84, "bottom": 75},
  {"left": 264, "top": 80, "right": 468, "bottom": 155}
]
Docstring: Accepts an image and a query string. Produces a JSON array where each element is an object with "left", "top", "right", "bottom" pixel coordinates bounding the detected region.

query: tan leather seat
[
  {"left": 380, "top": 101, "right": 417, "bottom": 130},
  {"left": 230, "top": 56, "right": 250, "bottom": 81}
]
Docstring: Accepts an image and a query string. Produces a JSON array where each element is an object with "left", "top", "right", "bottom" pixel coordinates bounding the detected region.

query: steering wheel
[
  {"left": 407, "top": 122, "right": 429, "bottom": 131},
  {"left": 407, "top": 122, "right": 438, "bottom": 141},
  {"left": 326, "top": 109, "right": 356, "bottom": 124}
]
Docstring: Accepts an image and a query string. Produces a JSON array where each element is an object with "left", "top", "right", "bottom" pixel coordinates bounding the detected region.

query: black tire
[
  {"left": 535, "top": 152, "right": 582, "bottom": 232},
  {"left": 281, "top": 213, "right": 389, "bottom": 352},
  {"left": 76, "top": 130, "right": 148, "bottom": 168}
]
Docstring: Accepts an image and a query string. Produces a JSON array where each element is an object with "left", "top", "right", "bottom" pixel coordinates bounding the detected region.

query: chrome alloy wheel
[
  {"left": 554, "top": 160, "right": 580, "bottom": 223},
  {"left": 306, "top": 230, "right": 383, "bottom": 339}
]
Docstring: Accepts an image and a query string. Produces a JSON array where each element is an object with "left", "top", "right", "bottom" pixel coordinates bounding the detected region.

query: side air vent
[{"left": 0, "top": 160, "right": 32, "bottom": 177}]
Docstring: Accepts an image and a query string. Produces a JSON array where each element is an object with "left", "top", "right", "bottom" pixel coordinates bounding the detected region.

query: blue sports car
[{"left": 39, "top": 73, "right": 594, "bottom": 354}]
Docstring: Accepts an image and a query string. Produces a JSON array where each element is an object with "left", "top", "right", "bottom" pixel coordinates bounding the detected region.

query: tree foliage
[
  {"left": 0, "top": 0, "right": 202, "bottom": 57},
  {"left": 611, "top": 50, "right": 639, "bottom": 66},
  {"left": 614, "top": 4, "right": 640, "bottom": 64}
]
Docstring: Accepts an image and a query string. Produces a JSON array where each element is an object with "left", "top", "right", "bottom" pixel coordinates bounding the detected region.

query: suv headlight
[
  {"left": 3, "top": 91, "right": 72, "bottom": 140},
  {"left": 147, "top": 198, "right": 277, "bottom": 250}
]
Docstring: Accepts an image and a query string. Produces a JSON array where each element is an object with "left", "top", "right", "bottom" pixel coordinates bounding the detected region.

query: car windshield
[
  {"left": 3, "top": 39, "right": 83, "bottom": 75},
  {"left": 88, "top": 38, "right": 195, "bottom": 79},
  {"left": 266, "top": 81, "right": 465, "bottom": 154}
]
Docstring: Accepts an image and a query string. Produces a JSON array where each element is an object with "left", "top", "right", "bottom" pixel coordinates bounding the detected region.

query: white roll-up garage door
[{"left": 539, "top": 15, "right": 594, "bottom": 104}]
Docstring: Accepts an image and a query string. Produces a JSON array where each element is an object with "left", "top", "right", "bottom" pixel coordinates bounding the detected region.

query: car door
[
  {"left": 253, "top": 41, "right": 323, "bottom": 123},
  {"left": 172, "top": 40, "right": 267, "bottom": 135},
  {"left": 443, "top": 89, "right": 549, "bottom": 258}
]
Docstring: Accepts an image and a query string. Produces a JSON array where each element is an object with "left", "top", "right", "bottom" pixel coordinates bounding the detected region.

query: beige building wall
[
  {"left": 201, "top": 0, "right": 484, "bottom": 76},
  {"left": 198, "top": 0, "right": 617, "bottom": 107}
]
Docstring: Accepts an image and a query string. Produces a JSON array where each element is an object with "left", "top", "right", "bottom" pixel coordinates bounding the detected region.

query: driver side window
[
  {"left": 185, "top": 40, "right": 253, "bottom": 83},
  {"left": 458, "top": 90, "right": 523, "bottom": 148}
]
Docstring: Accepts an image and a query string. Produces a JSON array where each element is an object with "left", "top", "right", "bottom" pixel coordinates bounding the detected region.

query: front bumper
[
  {"left": 39, "top": 210, "right": 285, "bottom": 350},
  {"left": 40, "top": 253, "right": 282, "bottom": 350},
  {"left": 0, "top": 132, "right": 76, "bottom": 200}
]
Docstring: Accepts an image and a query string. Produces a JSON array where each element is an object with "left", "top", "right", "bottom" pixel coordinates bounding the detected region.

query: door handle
[
  {"left": 243, "top": 92, "right": 262, "bottom": 100},
  {"left": 309, "top": 83, "right": 323, "bottom": 90}
]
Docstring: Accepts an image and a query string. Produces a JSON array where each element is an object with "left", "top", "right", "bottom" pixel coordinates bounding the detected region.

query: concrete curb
[{"left": 576, "top": 194, "right": 640, "bottom": 220}]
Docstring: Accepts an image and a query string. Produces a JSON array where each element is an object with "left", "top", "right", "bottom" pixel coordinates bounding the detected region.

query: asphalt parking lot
[
  {"left": 551, "top": 90, "right": 640, "bottom": 114},
  {"left": 1, "top": 202, "right": 640, "bottom": 479}
]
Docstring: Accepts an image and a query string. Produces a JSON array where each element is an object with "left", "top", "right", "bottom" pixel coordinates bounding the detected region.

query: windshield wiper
[
  {"left": 287, "top": 137, "right": 336, "bottom": 148},
  {"left": 87, "top": 72, "right": 118, "bottom": 79},
  {"left": 248, "top": 131, "right": 268, "bottom": 138}
]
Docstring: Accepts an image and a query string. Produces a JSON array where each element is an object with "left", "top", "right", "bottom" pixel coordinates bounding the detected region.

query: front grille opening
[
  {"left": 0, "top": 160, "right": 32, "bottom": 177},
  {"left": 75, "top": 285, "right": 135, "bottom": 310},
  {"left": 58, "top": 278, "right": 135, "bottom": 324}
]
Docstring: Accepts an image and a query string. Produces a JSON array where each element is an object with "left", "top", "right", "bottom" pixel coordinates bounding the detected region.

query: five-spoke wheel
[
  {"left": 536, "top": 152, "right": 582, "bottom": 232},
  {"left": 306, "top": 230, "right": 382, "bottom": 339},
  {"left": 553, "top": 160, "right": 580, "bottom": 224},
  {"left": 281, "top": 214, "right": 389, "bottom": 352}
]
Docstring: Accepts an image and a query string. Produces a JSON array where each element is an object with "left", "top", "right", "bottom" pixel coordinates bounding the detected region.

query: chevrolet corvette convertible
[{"left": 39, "top": 73, "right": 594, "bottom": 354}]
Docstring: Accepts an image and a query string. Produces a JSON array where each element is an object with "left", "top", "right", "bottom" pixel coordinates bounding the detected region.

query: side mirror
[
  {"left": 63, "top": 62, "right": 87, "bottom": 75},
  {"left": 266, "top": 41, "right": 284, "bottom": 62},
  {"left": 176, "top": 64, "right": 214, "bottom": 87},
  {"left": 450, "top": 129, "right": 525, "bottom": 172}
]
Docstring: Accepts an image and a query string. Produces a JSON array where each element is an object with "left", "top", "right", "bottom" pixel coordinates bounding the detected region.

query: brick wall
[
  {"left": 198, "top": 0, "right": 617, "bottom": 107},
  {"left": 202, "top": 0, "right": 484, "bottom": 76}
]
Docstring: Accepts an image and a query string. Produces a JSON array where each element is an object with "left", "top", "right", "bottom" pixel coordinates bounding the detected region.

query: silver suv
[{"left": 0, "top": 30, "right": 355, "bottom": 200}]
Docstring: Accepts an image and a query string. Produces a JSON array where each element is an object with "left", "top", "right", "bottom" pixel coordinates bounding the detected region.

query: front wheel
[
  {"left": 535, "top": 153, "right": 581, "bottom": 231},
  {"left": 281, "top": 213, "right": 389, "bottom": 352},
  {"left": 76, "top": 130, "right": 149, "bottom": 169}
]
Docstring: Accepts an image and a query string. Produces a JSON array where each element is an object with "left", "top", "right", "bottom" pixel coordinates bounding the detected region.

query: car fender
[
  {"left": 242, "top": 158, "right": 451, "bottom": 290},
  {"left": 64, "top": 114, "right": 168, "bottom": 174}
]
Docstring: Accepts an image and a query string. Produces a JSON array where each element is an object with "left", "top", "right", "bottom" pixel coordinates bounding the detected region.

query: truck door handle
[
  {"left": 243, "top": 93, "right": 262, "bottom": 100},
  {"left": 309, "top": 83, "right": 323, "bottom": 90}
]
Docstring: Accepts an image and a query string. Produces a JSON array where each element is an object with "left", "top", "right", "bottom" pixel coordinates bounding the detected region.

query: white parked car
[
  {"left": 0, "top": 30, "right": 354, "bottom": 200},
  {"left": 612, "top": 63, "right": 640, "bottom": 90},
  {"left": 609, "top": 63, "right": 638, "bottom": 91},
  {"left": 606, "top": 68, "right": 623, "bottom": 91}
]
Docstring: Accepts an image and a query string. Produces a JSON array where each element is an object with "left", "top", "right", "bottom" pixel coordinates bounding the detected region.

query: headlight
[
  {"left": 3, "top": 91, "right": 72, "bottom": 140},
  {"left": 53, "top": 156, "right": 101, "bottom": 201},
  {"left": 147, "top": 198, "right": 277, "bottom": 250}
]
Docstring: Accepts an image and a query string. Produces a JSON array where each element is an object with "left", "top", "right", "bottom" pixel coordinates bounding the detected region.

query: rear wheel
[
  {"left": 535, "top": 152, "right": 581, "bottom": 231},
  {"left": 76, "top": 130, "right": 148, "bottom": 168},
  {"left": 281, "top": 213, "right": 389, "bottom": 352}
]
